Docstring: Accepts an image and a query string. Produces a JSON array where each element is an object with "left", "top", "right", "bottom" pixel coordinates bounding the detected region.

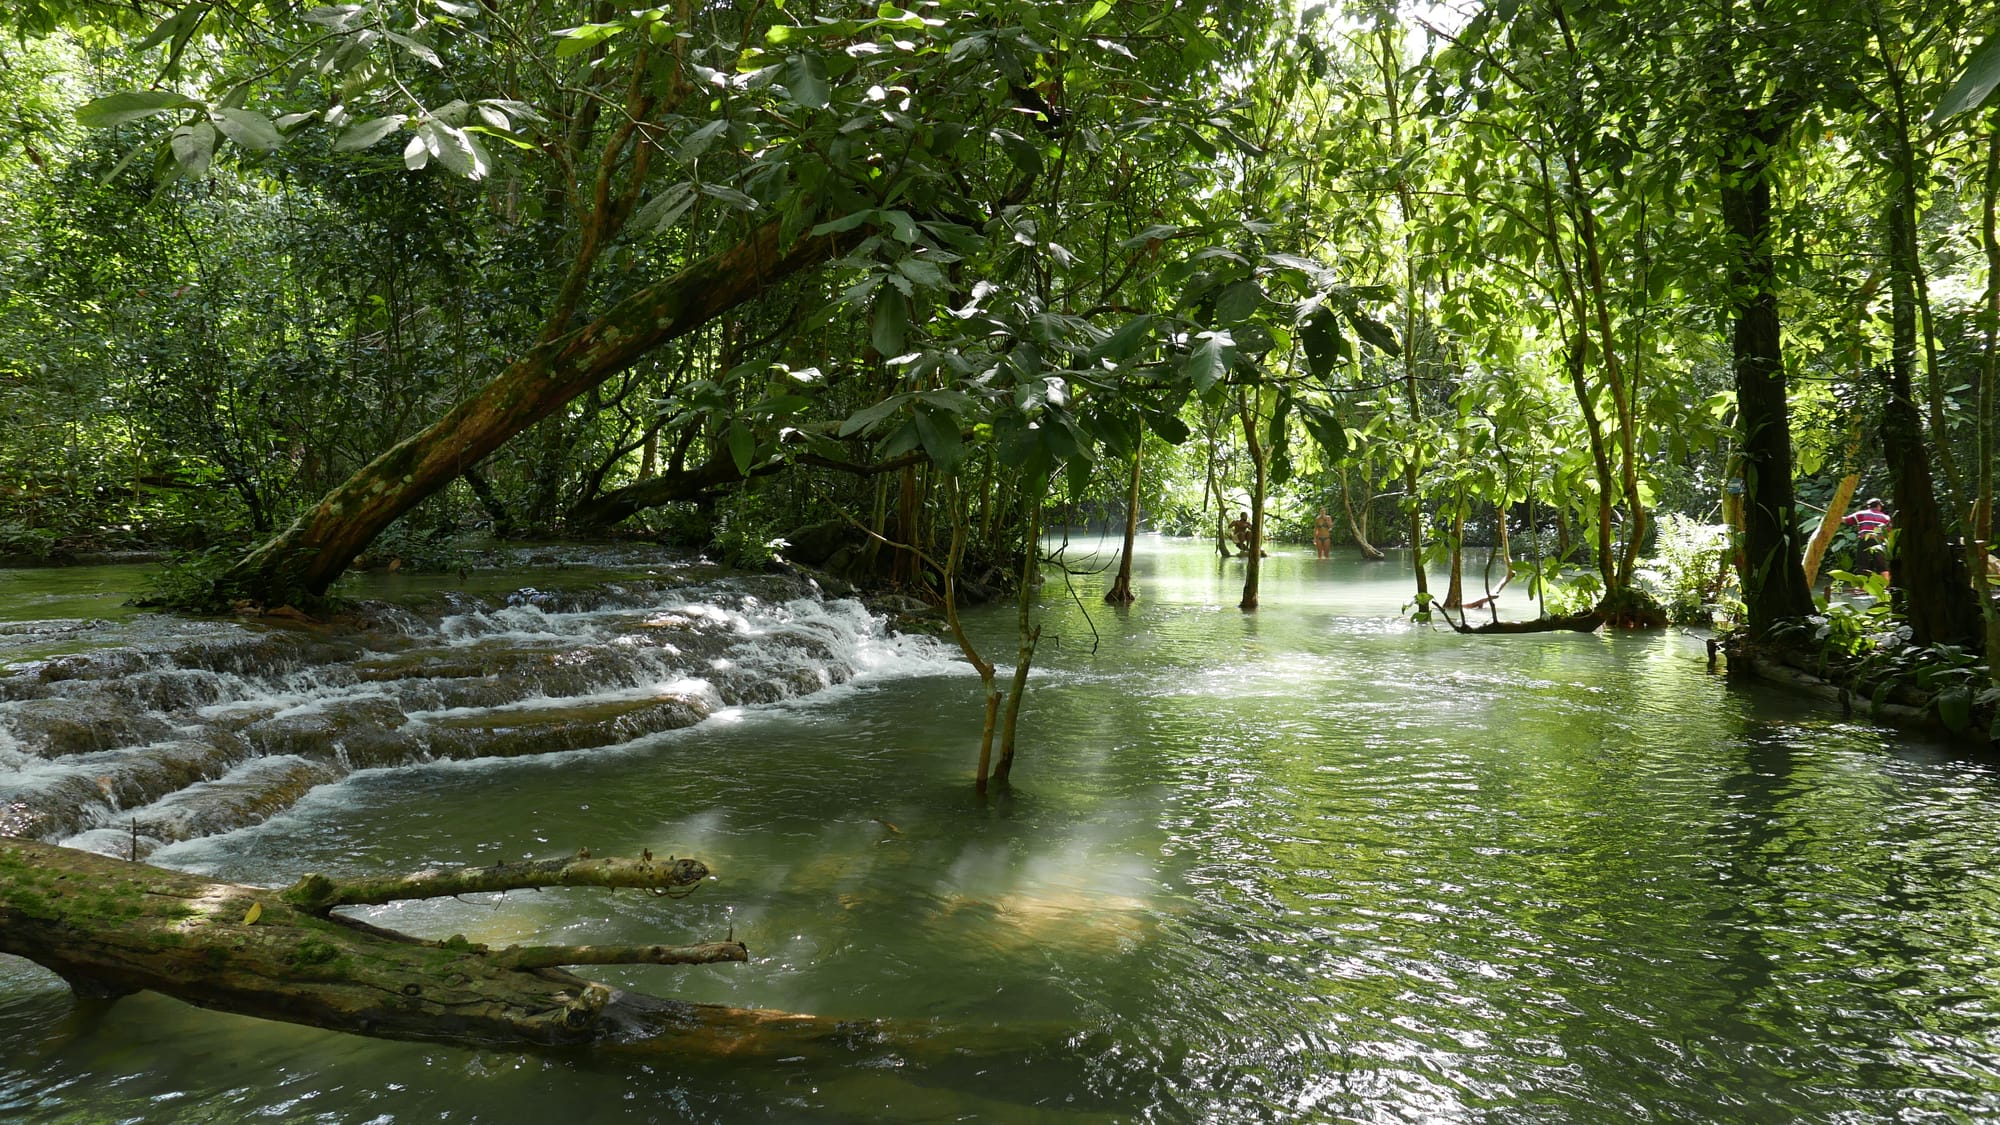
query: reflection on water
[{"left": 6, "top": 536, "right": 2000, "bottom": 1122}]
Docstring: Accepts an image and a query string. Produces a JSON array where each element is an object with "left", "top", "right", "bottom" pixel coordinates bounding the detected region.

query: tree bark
[
  {"left": 1721, "top": 109, "right": 1815, "bottom": 635},
  {"left": 0, "top": 840, "right": 896, "bottom": 1055},
  {"left": 1238, "top": 388, "right": 1268, "bottom": 612},
  {"left": 1336, "top": 463, "right": 1385, "bottom": 560},
  {"left": 221, "top": 221, "right": 853, "bottom": 607},
  {"left": 1105, "top": 448, "right": 1141, "bottom": 605},
  {"left": 1884, "top": 187, "right": 1978, "bottom": 645}
]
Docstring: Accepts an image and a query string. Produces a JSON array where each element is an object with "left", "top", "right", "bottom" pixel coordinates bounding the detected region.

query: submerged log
[{"left": 0, "top": 840, "right": 865, "bottom": 1055}]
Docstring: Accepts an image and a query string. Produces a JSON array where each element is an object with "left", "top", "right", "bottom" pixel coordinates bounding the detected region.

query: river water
[{"left": 3, "top": 536, "right": 1998, "bottom": 1123}]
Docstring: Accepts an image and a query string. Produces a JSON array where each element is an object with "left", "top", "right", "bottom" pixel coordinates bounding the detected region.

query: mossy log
[
  {"left": 0, "top": 840, "right": 866, "bottom": 1054},
  {"left": 1442, "top": 609, "right": 1605, "bottom": 635}
]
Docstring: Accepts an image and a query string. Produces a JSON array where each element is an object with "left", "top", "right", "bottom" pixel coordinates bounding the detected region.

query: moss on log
[{"left": 0, "top": 840, "right": 867, "bottom": 1054}]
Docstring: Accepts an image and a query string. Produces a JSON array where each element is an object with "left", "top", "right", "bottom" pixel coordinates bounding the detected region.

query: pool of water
[{"left": 3, "top": 536, "right": 1997, "bottom": 1123}]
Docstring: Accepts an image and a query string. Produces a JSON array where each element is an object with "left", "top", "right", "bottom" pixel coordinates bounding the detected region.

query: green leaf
[
  {"left": 1300, "top": 403, "right": 1347, "bottom": 459},
  {"left": 881, "top": 417, "right": 923, "bottom": 459},
  {"left": 896, "top": 257, "right": 946, "bottom": 288},
  {"left": 785, "top": 52, "right": 830, "bottom": 109},
  {"left": 871, "top": 285, "right": 909, "bottom": 357},
  {"left": 838, "top": 393, "right": 911, "bottom": 437},
  {"left": 403, "top": 131, "right": 432, "bottom": 170},
  {"left": 996, "top": 129, "right": 1043, "bottom": 177},
  {"left": 1348, "top": 312, "right": 1401, "bottom": 355},
  {"left": 1936, "top": 32, "right": 2000, "bottom": 118},
  {"left": 168, "top": 122, "right": 217, "bottom": 176},
  {"left": 1089, "top": 314, "right": 1154, "bottom": 364},
  {"left": 335, "top": 115, "right": 406, "bottom": 151},
  {"left": 1186, "top": 332, "right": 1232, "bottom": 391},
  {"left": 301, "top": 5, "right": 365, "bottom": 30},
  {"left": 137, "top": 4, "right": 211, "bottom": 52},
  {"left": 1301, "top": 313, "right": 1345, "bottom": 377},
  {"left": 678, "top": 119, "right": 730, "bottom": 162},
  {"left": 385, "top": 30, "right": 443, "bottom": 68},
  {"left": 422, "top": 122, "right": 488, "bottom": 179},
  {"left": 726, "top": 421, "right": 757, "bottom": 476},
  {"left": 211, "top": 108, "right": 281, "bottom": 151},
  {"left": 77, "top": 90, "right": 201, "bottom": 129},
  {"left": 554, "top": 21, "right": 629, "bottom": 58},
  {"left": 1146, "top": 410, "right": 1191, "bottom": 444},
  {"left": 881, "top": 210, "right": 920, "bottom": 244},
  {"left": 913, "top": 405, "right": 964, "bottom": 470},
  {"left": 1214, "top": 279, "right": 1263, "bottom": 325},
  {"left": 811, "top": 209, "right": 876, "bottom": 236},
  {"left": 632, "top": 183, "right": 696, "bottom": 234}
]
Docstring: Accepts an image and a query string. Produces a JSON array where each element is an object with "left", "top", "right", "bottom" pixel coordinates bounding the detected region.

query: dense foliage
[{"left": 1, "top": 0, "right": 1996, "bottom": 704}]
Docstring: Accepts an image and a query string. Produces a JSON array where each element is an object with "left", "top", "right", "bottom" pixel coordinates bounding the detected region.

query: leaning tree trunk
[
  {"left": 0, "top": 840, "right": 869, "bottom": 1055},
  {"left": 220, "top": 221, "right": 852, "bottom": 608},
  {"left": 1336, "top": 463, "right": 1385, "bottom": 560},
  {"left": 1801, "top": 417, "right": 1863, "bottom": 587}
]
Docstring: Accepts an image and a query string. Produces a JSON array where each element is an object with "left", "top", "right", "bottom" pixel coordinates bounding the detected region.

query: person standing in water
[{"left": 1313, "top": 506, "right": 1333, "bottom": 559}]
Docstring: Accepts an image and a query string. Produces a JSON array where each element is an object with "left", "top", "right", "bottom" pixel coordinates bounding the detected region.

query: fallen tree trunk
[
  {"left": 1440, "top": 608, "right": 1605, "bottom": 635},
  {"left": 0, "top": 840, "right": 859, "bottom": 1054},
  {"left": 218, "top": 221, "right": 857, "bottom": 608}
]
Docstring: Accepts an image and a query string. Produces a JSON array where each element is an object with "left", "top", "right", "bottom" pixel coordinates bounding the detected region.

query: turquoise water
[{"left": 3, "top": 536, "right": 1997, "bottom": 1123}]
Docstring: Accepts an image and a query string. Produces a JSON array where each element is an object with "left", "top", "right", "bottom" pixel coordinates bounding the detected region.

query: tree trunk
[
  {"left": 1802, "top": 471, "right": 1860, "bottom": 588},
  {"left": 1337, "top": 463, "right": 1385, "bottom": 560},
  {"left": 1443, "top": 497, "right": 1465, "bottom": 610},
  {"left": 220, "top": 221, "right": 852, "bottom": 607},
  {"left": 1721, "top": 110, "right": 1815, "bottom": 635},
  {"left": 1105, "top": 448, "right": 1141, "bottom": 605},
  {"left": 1884, "top": 187, "right": 1978, "bottom": 645},
  {"left": 992, "top": 500, "right": 1041, "bottom": 787},
  {"left": 0, "top": 840, "right": 887, "bottom": 1055},
  {"left": 1979, "top": 121, "right": 2000, "bottom": 674},
  {"left": 1238, "top": 388, "right": 1268, "bottom": 612}
]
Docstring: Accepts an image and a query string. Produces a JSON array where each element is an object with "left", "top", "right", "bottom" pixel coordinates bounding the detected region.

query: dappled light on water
[{"left": 4, "top": 538, "right": 2000, "bottom": 1121}]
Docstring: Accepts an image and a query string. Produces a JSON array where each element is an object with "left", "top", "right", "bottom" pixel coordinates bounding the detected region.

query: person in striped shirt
[{"left": 1843, "top": 498, "right": 1891, "bottom": 575}]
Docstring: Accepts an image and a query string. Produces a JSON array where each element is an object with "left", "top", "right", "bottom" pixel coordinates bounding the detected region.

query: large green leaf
[
  {"left": 996, "top": 129, "right": 1043, "bottom": 177},
  {"left": 1937, "top": 32, "right": 2000, "bottom": 118},
  {"left": 913, "top": 405, "right": 963, "bottom": 470},
  {"left": 554, "top": 21, "right": 629, "bottom": 58},
  {"left": 1300, "top": 312, "right": 1346, "bottom": 377},
  {"left": 1299, "top": 403, "right": 1348, "bottom": 459},
  {"left": 1088, "top": 314, "right": 1154, "bottom": 364},
  {"left": 77, "top": 90, "right": 201, "bottom": 129},
  {"left": 725, "top": 420, "right": 757, "bottom": 476},
  {"left": 1348, "top": 312, "right": 1401, "bottom": 356},
  {"left": 211, "top": 108, "right": 281, "bottom": 151},
  {"left": 785, "top": 52, "right": 830, "bottom": 109},
  {"left": 1146, "top": 410, "right": 1192, "bottom": 444},
  {"left": 168, "top": 122, "right": 217, "bottom": 176},
  {"left": 1213, "top": 279, "right": 1263, "bottom": 325},
  {"left": 678, "top": 119, "right": 730, "bottom": 163},
  {"left": 871, "top": 286, "right": 909, "bottom": 357},
  {"left": 1185, "top": 332, "right": 1233, "bottom": 391},
  {"left": 335, "top": 115, "right": 405, "bottom": 151},
  {"left": 838, "top": 393, "right": 911, "bottom": 437}
]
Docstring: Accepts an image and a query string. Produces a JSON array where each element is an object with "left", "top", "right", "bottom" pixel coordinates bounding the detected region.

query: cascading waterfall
[{"left": 0, "top": 572, "right": 955, "bottom": 859}]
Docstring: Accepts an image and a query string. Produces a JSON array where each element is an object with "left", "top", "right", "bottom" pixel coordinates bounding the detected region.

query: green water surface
[{"left": 2, "top": 537, "right": 1997, "bottom": 1123}]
